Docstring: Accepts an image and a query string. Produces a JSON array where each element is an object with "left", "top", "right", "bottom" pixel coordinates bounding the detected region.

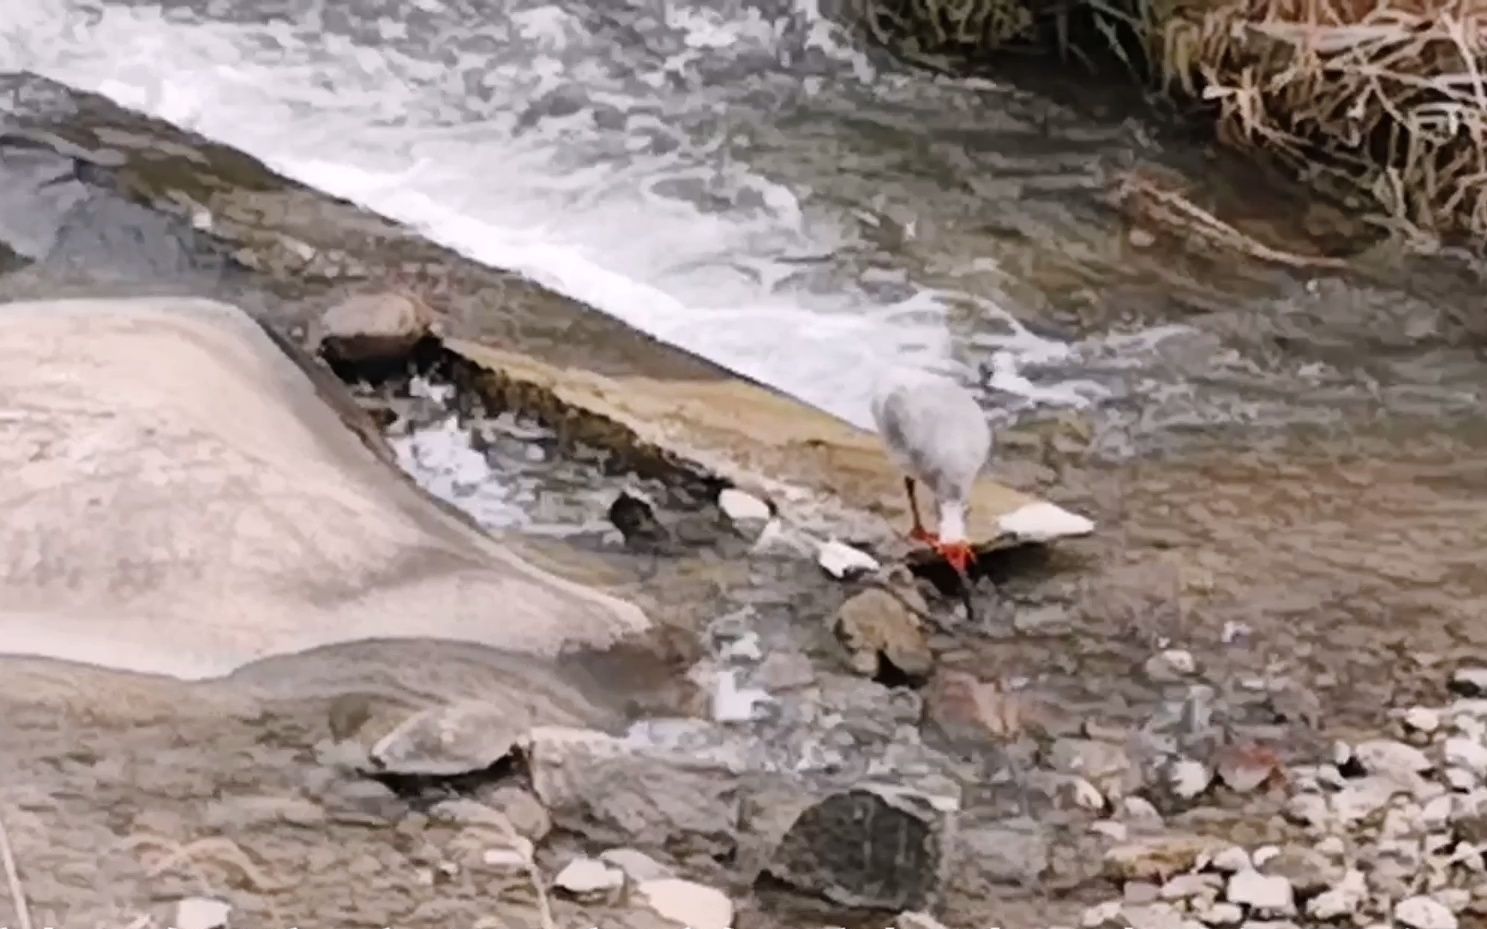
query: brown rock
[
  {"left": 319, "top": 291, "right": 434, "bottom": 363},
  {"left": 830, "top": 588, "right": 932, "bottom": 682},
  {"left": 1104, "top": 834, "right": 1229, "bottom": 882}
]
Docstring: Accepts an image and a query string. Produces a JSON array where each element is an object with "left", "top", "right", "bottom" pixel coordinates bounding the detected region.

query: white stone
[
  {"left": 1122, "top": 796, "right": 1163, "bottom": 824},
  {"left": 1445, "top": 766, "right": 1478, "bottom": 790},
  {"left": 1435, "top": 889, "right": 1471, "bottom": 913},
  {"left": 1422, "top": 794, "right": 1454, "bottom": 830},
  {"left": 1306, "top": 869, "right": 1367, "bottom": 920},
  {"left": 1162, "top": 873, "right": 1223, "bottom": 900},
  {"left": 599, "top": 847, "right": 676, "bottom": 882},
  {"left": 637, "top": 878, "right": 733, "bottom": 929},
  {"left": 1091, "top": 820, "right": 1129, "bottom": 842},
  {"left": 1355, "top": 739, "right": 1433, "bottom": 779},
  {"left": 1332, "top": 740, "right": 1354, "bottom": 767},
  {"left": 1252, "top": 845, "right": 1280, "bottom": 867},
  {"left": 1394, "top": 894, "right": 1458, "bottom": 929},
  {"left": 1071, "top": 776, "right": 1106, "bottom": 810},
  {"left": 1210, "top": 846, "right": 1252, "bottom": 873},
  {"left": 1286, "top": 793, "right": 1331, "bottom": 829},
  {"left": 554, "top": 857, "right": 625, "bottom": 895},
  {"left": 1150, "top": 649, "right": 1197, "bottom": 676},
  {"left": 718, "top": 488, "right": 772, "bottom": 525},
  {"left": 1405, "top": 707, "right": 1443, "bottom": 734},
  {"left": 816, "top": 539, "right": 880, "bottom": 579},
  {"left": 1226, "top": 869, "right": 1296, "bottom": 916},
  {"left": 1445, "top": 737, "right": 1487, "bottom": 776},
  {"left": 1197, "top": 902, "right": 1243, "bottom": 925},
  {"left": 1082, "top": 900, "right": 1123, "bottom": 928},
  {"left": 1451, "top": 668, "right": 1487, "bottom": 696},
  {"left": 482, "top": 846, "right": 528, "bottom": 869},
  {"left": 1171, "top": 759, "right": 1213, "bottom": 799},
  {"left": 1121, "top": 901, "right": 1189, "bottom": 929},
  {"left": 1331, "top": 777, "right": 1403, "bottom": 824},
  {"left": 1314, "top": 836, "right": 1346, "bottom": 858},
  {"left": 996, "top": 501, "right": 1095, "bottom": 541},
  {"left": 174, "top": 898, "right": 231, "bottom": 929},
  {"left": 1220, "top": 622, "right": 1250, "bottom": 645}
]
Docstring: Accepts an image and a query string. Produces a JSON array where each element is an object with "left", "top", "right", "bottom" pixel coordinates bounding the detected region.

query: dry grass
[
  {"left": 1149, "top": 0, "right": 1487, "bottom": 249},
  {"left": 855, "top": 0, "right": 1037, "bottom": 59}
]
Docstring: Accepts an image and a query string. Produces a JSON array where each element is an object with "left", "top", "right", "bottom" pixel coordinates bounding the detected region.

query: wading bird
[{"left": 870, "top": 365, "right": 992, "bottom": 620}]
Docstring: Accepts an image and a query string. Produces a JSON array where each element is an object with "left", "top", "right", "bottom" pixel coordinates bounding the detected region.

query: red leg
[
  {"left": 935, "top": 540, "right": 978, "bottom": 621},
  {"left": 905, "top": 477, "right": 937, "bottom": 544}
]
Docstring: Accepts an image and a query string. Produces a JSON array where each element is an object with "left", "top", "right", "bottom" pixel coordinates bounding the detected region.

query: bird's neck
[{"left": 938, "top": 501, "right": 969, "bottom": 544}]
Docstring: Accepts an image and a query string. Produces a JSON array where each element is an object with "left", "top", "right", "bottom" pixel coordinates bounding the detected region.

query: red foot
[
  {"left": 936, "top": 540, "right": 976, "bottom": 575},
  {"left": 909, "top": 525, "right": 939, "bottom": 545}
]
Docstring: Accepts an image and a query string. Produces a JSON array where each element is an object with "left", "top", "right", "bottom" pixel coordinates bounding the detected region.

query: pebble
[
  {"left": 1445, "top": 737, "right": 1487, "bottom": 776},
  {"left": 1146, "top": 649, "right": 1197, "bottom": 680},
  {"left": 1197, "top": 902, "right": 1243, "bottom": 925},
  {"left": 1209, "top": 846, "right": 1253, "bottom": 873},
  {"left": 1171, "top": 759, "right": 1213, "bottom": 799},
  {"left": 636, "top": 878, "right": 733, "bottom": 929},
  {"left": 1306, "top": 869, "right": 1367, "bottom": 920},
  {"left": 1395, "top": 894, "right": 1458, "bottom": 929},
  {"left": 1162, "top": 873, "right": 1224, "bottom": 900},
  {"left": 817, "top": 539, "right": 880, "bottom": 579},
  {"left": 1251, "top": 845, "right": 1280, "bottom": 868},
  {"left": 1284, "top": 793, "right": 1330, "bottom": 829},
  {"left": 1332, "top": 776, "right": 1403, "bottom": 824},
  {"left": 1314, "top": 836, "right": 1346, "bottom": 858},
  {"left": 1122, "top": 902, "right": 1193, "bottom": 929},
  {"left": 1092, "top": 820, "right": 1129, "bottom": 842},
  {"left": 1444, "top": 767, "right": 1477, "bottom": 791},
  {"left": 1450, "top": 668, "right": 1487, "bottom": 698},
  {"left": 1405, "top": 707, "right": 1443, "bottom": 734},
  {"left": 174, "top": 898, "right": 231, "bottom": 929},
  {"left": 1122, "top": 796, "right": 1164, "bottom": 825},
  {"left": 718, "top": 488, "right": 771, "bottom": 525},
  {"left": 1221, "top": 622, "right": 1251, "bottom": 645},
  {"left": 1354, "top": 739, "right": 1433, "bottom": 780},
  {"left": 482, "top": 846, "right": 528, "bottom": 870},
  {"left": 1435, "top": 889, "right": 1471, "bottom": 913},
  {"left": 1106, "top": 835, "right": 1230, "bottom": 881},
  {"left": 1082, "top": 901, "right": 1123, "bottom": 928},
  {"left": 1226, "top": 869, "right": 1296, "bottom": 916},
  {"left": 554, "top": 857, "right": 625, "bottom": 896},
  {"left": 1264, "top": 845, "right": 1338, "bottom": 896},
  {"left": 600, "top": 847, "right": 676, "bottom": 882},
  {"left": 1128, "top": 227, "right": 1157, "bottom": 248},
  {"left": 1125, "top": 882, "right": 1161, "bottom": 904}
]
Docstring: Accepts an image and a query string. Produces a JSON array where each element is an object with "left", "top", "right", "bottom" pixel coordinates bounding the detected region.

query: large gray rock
[
  {"left": 745, "top": 780, "right": 958, "bottom": 911},
  {"left": 0, "top": 296, "right": 650, "bottom": 679},
  {"left": 370, "top": 700, "right": 528, "bottom": 777}
]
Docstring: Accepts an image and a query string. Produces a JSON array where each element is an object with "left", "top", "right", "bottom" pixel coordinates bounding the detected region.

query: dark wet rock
[
  {"left": 754, "top": 784, "right": 956, "bottom": 911},
  {"left": 316, "top": 291, "right": 436, "bottom": 365},
  {"left": 369, "top": 700, "right": 527, "bottom": 777},
  {"left": 830, "top": 587, "right": 932, "bottom": 683},
  {"left": 609, "top": 490, "right": 670, "bottom": 549},
  {"left": 1104, "top": 834, "right": 1229, "bottom": 882},
  {"left": 527, "top": 726, "right": 741, "bottom": 867}
]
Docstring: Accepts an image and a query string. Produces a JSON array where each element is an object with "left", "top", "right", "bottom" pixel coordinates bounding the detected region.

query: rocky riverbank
[{"left": 5, "top": 66, "right": 1487, "bottom": 929}]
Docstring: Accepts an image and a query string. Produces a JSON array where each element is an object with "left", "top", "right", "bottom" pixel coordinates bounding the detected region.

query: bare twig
[{"left": 0, "top": 806, "right": 33, "bottom": 929}]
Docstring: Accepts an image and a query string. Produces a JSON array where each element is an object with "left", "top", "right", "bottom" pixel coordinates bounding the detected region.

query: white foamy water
[{"left": 2, "top": 0, "right": 1100, "bottom": 427}]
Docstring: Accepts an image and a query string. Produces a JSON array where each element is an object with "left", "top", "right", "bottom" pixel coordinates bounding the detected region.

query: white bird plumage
[{"left": 870, "top": 365, "right": 993, "bottom": 545}]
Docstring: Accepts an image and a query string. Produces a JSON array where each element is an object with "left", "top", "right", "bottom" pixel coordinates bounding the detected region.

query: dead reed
[{"left": 1150, "top": 0, "right": 1487, "bottom": 248}]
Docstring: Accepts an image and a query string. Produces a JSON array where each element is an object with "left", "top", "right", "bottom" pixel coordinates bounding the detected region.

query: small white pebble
[
  {"left": 1220, "top": 622, "right": 1250, "bottom": 645},
  {"left": 174, "top": 898, "right": 231, "bottom": 929},
  {"left": 1314, "top": 836, "right": 1346, "bottom": 858},
  {"left": 1210, "top": 845, "right": 1252, "bottom": 873},
  {"left": 1444, "top": 766, "right": 1477, "bottom": 791},
  {"left": 1081, "top": 900, "right": 1122, "bottom": 928},
  {"left": 816, "top": 539, "right": 880, "bottom": 579},
  {"left": 1197, "top": 901, "right": 1243, "bottom": 925},
  {"left": 1445, "top": 737, "right": 1487, "bottom": 776},
  {"left": 1091, "top": 820, "right": 1128, "bottom": 842},
  {"left": 1395, "top": 894, "right": 1458, "bottom": 929},
  {"left": 1252, "top": 845, "right": 1280, "bottom": 867},
  {"left": 1170, "top": 759, "right": 1213, "bottom": 799},
  {"left": 1404, "top": 706, "right": 1442, "bottom": 733}
]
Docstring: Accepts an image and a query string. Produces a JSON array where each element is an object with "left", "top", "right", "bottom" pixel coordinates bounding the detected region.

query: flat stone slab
[
  {"left": 0, "top": 296, "right": 650, "bottom": 680},
  {"left": 445, "top": 338, "right": 1094, "bottom": 548}
]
